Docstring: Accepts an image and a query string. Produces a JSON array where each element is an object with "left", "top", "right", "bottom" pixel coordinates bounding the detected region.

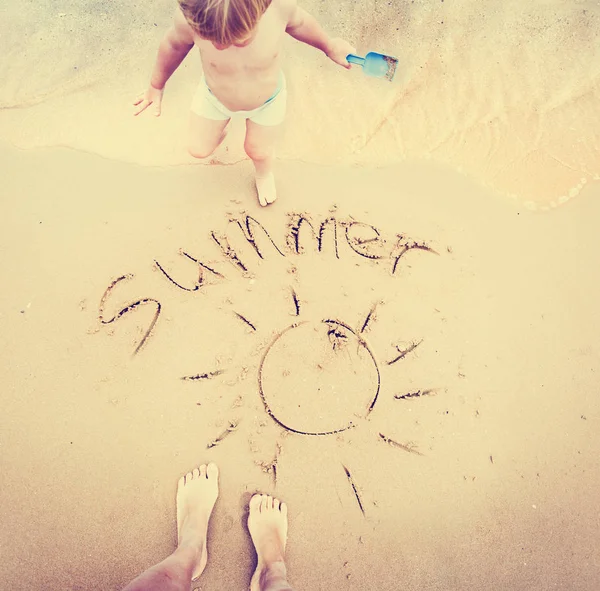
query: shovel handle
[{"left": 346, "top": 54, "right": 365, "bottom": 66}]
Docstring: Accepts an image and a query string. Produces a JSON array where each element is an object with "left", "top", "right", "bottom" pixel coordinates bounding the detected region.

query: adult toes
[{"left": 207, "top": 463, "right": 219, "bottom": 480}]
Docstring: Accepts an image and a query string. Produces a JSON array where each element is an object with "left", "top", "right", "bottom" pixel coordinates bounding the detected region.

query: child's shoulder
[
  {"left": 172, "top": 7, "right": 195, "bottom": 41},
  {"left": 272, "top": 0, "right": 299, "bottom": 23}
]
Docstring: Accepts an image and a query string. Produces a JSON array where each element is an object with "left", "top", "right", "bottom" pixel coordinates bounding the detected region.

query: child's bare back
[{"left": 133, "top": 0, "right": 355, "bottom": 206}]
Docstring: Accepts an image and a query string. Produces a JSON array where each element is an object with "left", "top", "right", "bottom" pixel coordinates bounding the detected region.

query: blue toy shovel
[{"left": 347, "top": 51, "right": 398, "bottom": 82}]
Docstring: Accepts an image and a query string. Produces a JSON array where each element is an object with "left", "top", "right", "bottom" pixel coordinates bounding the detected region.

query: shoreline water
[{"left": 2, "top": 0, "right": 599, "bottom": 208}]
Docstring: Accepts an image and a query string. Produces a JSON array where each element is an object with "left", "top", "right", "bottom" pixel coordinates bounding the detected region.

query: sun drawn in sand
[
  {"left": 98, "top": 212, "right": 445, "bottom": 515},
  {"left": 181, "top": 297, "right": 437, "bottom": 515}
]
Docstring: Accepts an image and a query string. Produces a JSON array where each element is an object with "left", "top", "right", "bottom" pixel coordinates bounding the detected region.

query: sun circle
[{"left": 258, "top": 320, "right": 380, "bottom": 435}]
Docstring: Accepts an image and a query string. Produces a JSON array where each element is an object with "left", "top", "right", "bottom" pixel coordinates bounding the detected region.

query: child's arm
[
  {"left": 284, "top": 1, "right": 355, "bottom": 68},
  {"left": 133, "top": 10, "right": 195, "bottom": 116}
]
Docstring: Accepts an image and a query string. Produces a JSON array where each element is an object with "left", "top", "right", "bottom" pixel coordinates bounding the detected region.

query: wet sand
[
  {"left": 1, "top": 142, "right": 599, "bottom": 590},
  {"left": 1, "top": 0, "right": 599, "bottom": 207},
  {"left": 1, "top": 0, "right": 600, "bottom": 589}
]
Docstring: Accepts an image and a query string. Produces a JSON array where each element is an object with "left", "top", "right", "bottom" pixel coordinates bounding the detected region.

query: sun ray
[
  {"left": 255, "top": 442, "right": 282, "bottom": 486},
  {"left": 378, "top": 433, "right": 424, "bottom": 456},
  {"left": 290, "top": 287, "right": 301, "bottom": 316},
  {"left": 206, "top": 419, "right": 240, "bottom": 449},
  {"left": 387, "top": 339, "right": 423, "bottom": 365},
  {"left": 180, "top": 370, "right": 225, "bottom": 381},
  {"left": 394, "top": 388, "right": 438, "bottom": 400},
  {"left": 233, "top": 311, "right": 257, "bottom": 331},
  {"left": 342, "top": 464, "right": 365, "bottom": 517},
  {"left": 360, "top": 301, "right": 380, "bottom": 334}
]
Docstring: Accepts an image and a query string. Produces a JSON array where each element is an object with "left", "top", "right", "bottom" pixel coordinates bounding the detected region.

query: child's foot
[
  {"left": 176, "top": 463, "right": 219, "bottom": 581},
  {"left": 248, "top": 494, "right": 289, "bottom": 591},
  {"left": 255, "top": 173, "right": 277, "bottom": 207}
]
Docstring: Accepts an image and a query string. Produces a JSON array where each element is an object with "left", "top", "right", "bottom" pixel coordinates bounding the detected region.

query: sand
[{"left": 1, "top": 1, "right": 600, "bottom": 590}]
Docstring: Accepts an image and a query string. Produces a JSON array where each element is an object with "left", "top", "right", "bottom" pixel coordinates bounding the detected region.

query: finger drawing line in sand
[
  {"left": 155, "top": 251, "right": 224, "bottom": 291},
  {"left": 257, "top": 319, "right": 382, "bottom": 436},
  {"left": 98, "top": 274, "right": 161, "bottom": 356},
  {"left": 360, "top": 301, "right": 380, "bottom": 334},
  {"left": 234, "top": 312, "right": 257, "bottom": 331},
  {"left": 394, "top": 389, "right": 437, "bottom": 400},
  {"left": 211, "top": 231, "right": 249, "bottom": 273},
  {"left": 98, "top": 213, "right": 438, "bottom": 355},
  {"left": 392, "top": 240, "right": 438, "bottom": 275},
  {"left": 231, "top": 215, "right": 286, "bottom": 260},
  {"left": 345, "top": 222, "right": 385, "bottom": 260},
  {"left": 291, "top": 288, "right": 301, "bottom": 316},
  {"left": 210, "top": 216, "right": 286, "bottom": 277},
  {"left": 343, "top": 464, "right": 365, "bottom": 517},
  {"left": 327, "top": 324, "right": 349, "bottom": 351},
  {"left": 97, "top": 213, "right": 442, "bottom": 494},
  {"left": 206, "top": 420, "right": 240, "bottom": 449},
  {"left": 287, "top": 214, "right": 340, "bottom": 259},
  {"left": 322, "top": 319, "right": 380, "bottom": 413},
  {"left": 286, "top": 214, "right": 438, "bottom": 272},
  {"left": 220, "top": 302, "right": 432, "bottom": 499},
  {"left": 378, "top": 433, "right": 424, "bottom": 456},
  {"left": 181, "top": 370, "right": 224, "bottom": 381},
  {"left": 388, "top": 339, "right": 424, "bottom": 366},
  {"left": 255, "top": 443, "right": 282, "bottom": 486}
]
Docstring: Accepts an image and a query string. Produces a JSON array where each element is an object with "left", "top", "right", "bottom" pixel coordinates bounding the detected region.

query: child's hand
[
  {"left": 326, "top": 38, "right": 357, "bottom": 69},
  {"left": 133, "top": 85, "right": 164, "bottom": 117}
]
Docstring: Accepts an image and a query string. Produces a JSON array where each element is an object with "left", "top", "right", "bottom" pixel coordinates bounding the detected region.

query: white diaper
[{"left": 191, "top": 72, "right": 287, "bottom": 126}]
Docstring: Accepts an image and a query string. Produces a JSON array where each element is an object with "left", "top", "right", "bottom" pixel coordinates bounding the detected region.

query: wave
[{"left": 1, "top": 0, "right": 598, "bottom": 208}]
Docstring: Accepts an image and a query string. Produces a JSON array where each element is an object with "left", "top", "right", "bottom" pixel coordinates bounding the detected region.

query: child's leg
[
  {"left": 188, "top": 113, "right": 230, "bottom": 159},
  {"left": 244, "top": 119, "right": 282, "bottom": 206}
]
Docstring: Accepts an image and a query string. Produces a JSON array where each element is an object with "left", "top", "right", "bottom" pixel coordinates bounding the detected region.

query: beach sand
[{"left": 1, "top": 1, "right": 600, "bottom": 590}]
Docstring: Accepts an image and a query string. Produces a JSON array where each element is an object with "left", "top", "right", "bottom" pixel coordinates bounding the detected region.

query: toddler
[{"left": 134, "top": 0, "right": 355, "bottom": 206}]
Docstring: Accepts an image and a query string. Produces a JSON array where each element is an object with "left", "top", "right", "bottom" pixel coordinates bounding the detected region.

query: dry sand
[{"left": 1, "top": 1, "right": 600, "bottom": 590}]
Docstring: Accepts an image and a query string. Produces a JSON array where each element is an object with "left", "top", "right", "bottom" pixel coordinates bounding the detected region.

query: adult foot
[
  {"left": 255, "top": 173, "right": 277, "bottom": 207},
  {"left": 248, "top": 494, "right": 289, "bottom": 591},
  {"left": 176, "top": 463, "right": 219, "bottom": 581}
]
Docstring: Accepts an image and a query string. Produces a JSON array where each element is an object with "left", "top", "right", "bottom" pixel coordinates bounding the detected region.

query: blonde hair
[{"left": 178, "top": 0, "right": 272, "bottom": 45}]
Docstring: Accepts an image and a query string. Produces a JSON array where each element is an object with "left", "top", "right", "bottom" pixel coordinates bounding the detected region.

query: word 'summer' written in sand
[{"left": 98, "top": 213, "right": 438, "bottom": 356}]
